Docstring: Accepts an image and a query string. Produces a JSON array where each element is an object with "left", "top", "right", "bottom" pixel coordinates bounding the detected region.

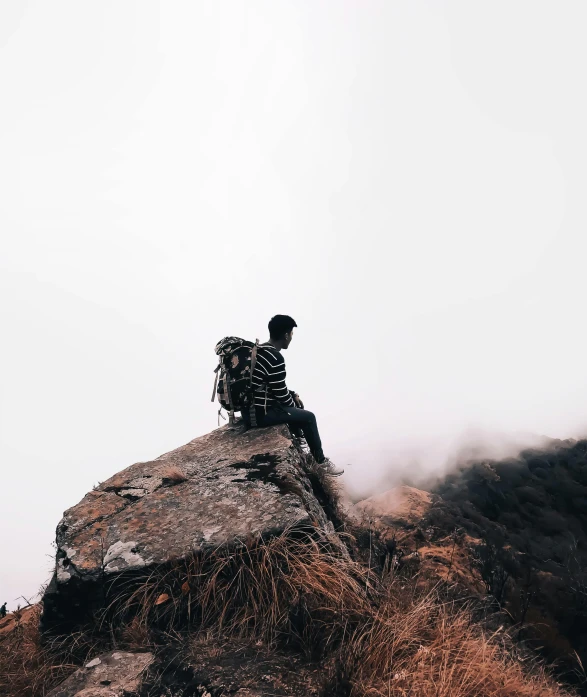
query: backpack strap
[
  {"left": 223, "top": 369, "right": 234, "bottom": 412},
  {"left": 222, "top": 373, "right": 237, "bottom": 426},
  {"left": 211, "top": 362, "right": 221, "bottom": 402},
  {"left": 248, "top": 339, "right": 260, "bottom": 427},
  {"left": 250, "top": 339, "right": 259, "bottom": 386}
]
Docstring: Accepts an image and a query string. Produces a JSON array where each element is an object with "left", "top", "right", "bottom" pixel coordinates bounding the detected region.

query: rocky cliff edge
[{"left": 41, "top": 423, "right": 342, "bottom": 633}]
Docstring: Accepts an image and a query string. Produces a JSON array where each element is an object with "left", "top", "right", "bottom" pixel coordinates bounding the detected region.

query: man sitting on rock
[{"left": 243, "top": 314, "right": 343, "bottom": 477}]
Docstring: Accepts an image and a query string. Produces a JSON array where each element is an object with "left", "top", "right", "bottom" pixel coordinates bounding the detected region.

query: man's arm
[{"left": 290, "top": 391, "right": 304, "bottom": 408}]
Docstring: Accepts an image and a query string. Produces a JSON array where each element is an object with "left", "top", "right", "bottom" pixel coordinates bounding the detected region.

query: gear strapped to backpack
[{"left": 211, "top": 337, "right": 265, "bottom": 426}]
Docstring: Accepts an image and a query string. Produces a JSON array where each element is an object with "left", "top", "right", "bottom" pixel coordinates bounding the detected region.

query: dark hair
[{"left": 268, "top": 315, "right": 297, "bottom": 340}]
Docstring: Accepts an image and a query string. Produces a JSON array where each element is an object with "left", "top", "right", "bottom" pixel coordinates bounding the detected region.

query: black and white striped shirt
[{"left": 251, "top": 343, "right": 295, "bottom": 409}]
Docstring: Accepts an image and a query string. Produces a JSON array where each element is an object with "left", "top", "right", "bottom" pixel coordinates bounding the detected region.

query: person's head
[{"left": 268, "top": 314, "right": 297, "bottom": 349}]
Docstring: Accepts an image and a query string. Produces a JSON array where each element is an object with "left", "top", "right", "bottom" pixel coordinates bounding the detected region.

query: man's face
[{"left": 284, "top": 328, "right": 294, "bottom": 348}]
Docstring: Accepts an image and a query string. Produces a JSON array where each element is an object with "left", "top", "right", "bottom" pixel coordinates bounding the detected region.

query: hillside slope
[
  {"left": 1, "top": 425, "right": 579, "bottom": 697},
  {"left": 353, "top": 438, "right": 587, "bottom": 690}
]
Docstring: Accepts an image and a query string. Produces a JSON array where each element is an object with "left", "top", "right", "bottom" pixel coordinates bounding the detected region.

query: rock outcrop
[
  {"left": 42, "top": 424, "right": 340, "bottom": 632},
  {"left": 47, "top": 651, "right": 154, "bottom": 697},
  {"left": 353, "top": 485, "right": 433, "bottom": 527},
  {"left": 0, "top": 604, "right": 37, "bottom": 638}
]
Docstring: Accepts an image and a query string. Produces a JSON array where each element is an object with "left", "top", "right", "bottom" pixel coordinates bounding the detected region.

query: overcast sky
[{"left": 2, "top": 0, "right": 587, "bottom": 610}]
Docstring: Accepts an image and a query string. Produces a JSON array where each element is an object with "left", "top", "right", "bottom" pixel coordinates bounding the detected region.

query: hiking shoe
[{"left": 320, "top": 459, "right": 344, "bottom": 477}]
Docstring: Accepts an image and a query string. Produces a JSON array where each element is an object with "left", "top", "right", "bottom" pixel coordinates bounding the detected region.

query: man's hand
[{"left": 291, "top": 391, "right": 304, "bottom": 409}]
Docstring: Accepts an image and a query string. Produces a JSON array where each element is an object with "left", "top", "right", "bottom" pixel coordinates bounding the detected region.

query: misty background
[{"left": 2, "top": 1, "right": 587, "bottom": 611}]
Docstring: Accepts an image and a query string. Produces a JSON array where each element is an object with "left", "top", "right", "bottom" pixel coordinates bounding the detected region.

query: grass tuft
[{"left": 159, "top": 465, "right": 188, "bottom": 485}]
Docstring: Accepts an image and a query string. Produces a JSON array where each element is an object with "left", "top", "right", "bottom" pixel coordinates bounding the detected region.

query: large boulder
[{"left": 42, "top": 424, "right": 340, "bottom": 632}]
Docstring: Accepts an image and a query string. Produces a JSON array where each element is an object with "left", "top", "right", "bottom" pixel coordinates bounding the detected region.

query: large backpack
[{"left": 211, "top": 337, "right": 263, "bottom": 423}]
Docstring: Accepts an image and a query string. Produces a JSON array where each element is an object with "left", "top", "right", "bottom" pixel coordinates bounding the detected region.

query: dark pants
[{"left": 244, "top": 404, "right": 324, "bottom": 463}]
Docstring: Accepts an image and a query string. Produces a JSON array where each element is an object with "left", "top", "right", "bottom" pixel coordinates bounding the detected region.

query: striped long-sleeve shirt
[{"left": 251, "top": 343, "right": 295, "bottom": 409}]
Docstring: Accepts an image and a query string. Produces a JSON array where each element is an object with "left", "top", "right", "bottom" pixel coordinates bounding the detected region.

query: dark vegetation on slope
[{"left": 424, "top": 438, "right": 587, "bottom": 687}]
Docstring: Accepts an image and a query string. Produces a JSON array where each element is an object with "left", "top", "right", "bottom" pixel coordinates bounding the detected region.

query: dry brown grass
[
  {"left": 108, "top": 528, "right": 366, "bottom": 651},
  {"left": 1, "top": 529, "right": 576, "bottom": 697},
  {"left": 159, "top": 464, "right": 188, "bottom": 484},
  {"left": 342, "top": 584, "right": 571, "bottom": 697},
  {"left": 103, "top": 527, "right": 575, "bottom": 697},
  {"left": 0, "top": 609, "right": 152, "bottom": 696},
  {"left": 0, "top": 605, "right": 100, "bottom": 697}
]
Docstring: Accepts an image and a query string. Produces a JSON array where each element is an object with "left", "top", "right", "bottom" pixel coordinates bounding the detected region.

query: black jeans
[{"left": 244, "top": 404, "right": 324, "bottom": 463}]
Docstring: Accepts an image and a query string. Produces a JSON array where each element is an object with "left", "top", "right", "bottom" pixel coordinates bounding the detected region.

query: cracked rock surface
[
  {"left": 47, "top": 651, "right": 154, "bottom": 697},
  {"left": 42, "top": 424, "right": 338, "bottom": 631}
]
